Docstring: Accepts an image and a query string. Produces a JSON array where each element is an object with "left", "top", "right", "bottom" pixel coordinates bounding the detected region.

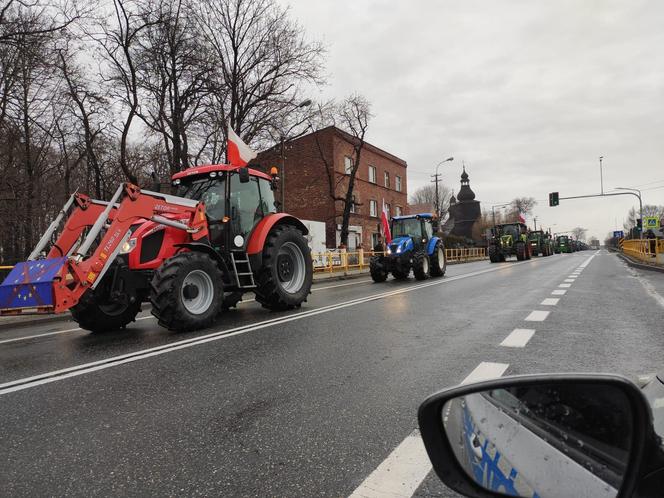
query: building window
[
  {"left": 384, "top": 171, "right": 390, "bottom": 188},
  {"left": 395, "top": 206, "right": 402, "bottom": 216},
  {"left": 385, "top": 203, "right": 391, "bottom": 219},
  {"left": 350, "top": 195, "right": 358, "bottom": 214},
  {"left": 372, "top": 232, "right": 380, "bottom": 249},
  {"left": 395, "top": 175, "right": 402, "bottom": 192},
  {"left": 369, "top": 200, "right": 378, "bottom": 217},
  {"left": 344, "top": 156, "right": 353, "bottom": 174},
  {"left": 368, "top": 165, "right": 376, "bottom": 184}
]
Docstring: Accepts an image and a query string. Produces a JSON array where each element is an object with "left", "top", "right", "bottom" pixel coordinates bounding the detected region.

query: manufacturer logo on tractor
[{"left": 154, "top": 204, "right": 179, "bottom": 213}]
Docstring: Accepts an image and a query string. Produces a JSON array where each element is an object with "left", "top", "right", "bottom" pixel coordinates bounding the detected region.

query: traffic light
[{"left": 549, "top": 192, "right": 559, "bottom": 207}]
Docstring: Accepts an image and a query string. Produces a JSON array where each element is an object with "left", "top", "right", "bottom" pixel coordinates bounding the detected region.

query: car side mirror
[
  {"left": 418, "top": 374, "right": 653, "bottom": 498},
  {"left": 238, "top": 167, "right": 250, "bottom": 183}
]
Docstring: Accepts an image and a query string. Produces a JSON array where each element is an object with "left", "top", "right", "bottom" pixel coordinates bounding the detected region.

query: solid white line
[
  {"left": 525, "top": 310, "right": 550, "bottom": 321},
  {"left": 461, "top": 362, "right": 510, "bottom": 384},
  {"left": 551, "top": 289, "right": 566, "bottom": 295},
  {"left": 0, "top": 260, "right": 538, "bottom": 395},
  {"left": 348, "top": 430, "right": 431, "bottom": 498},
  {"left": 578, "top": 251, "right": 599, "bottom": 268},
  {"left": 500, "top": 329, "right": 535, "bottom": 348},
  {"left": 540, "top": 298, "right": 559, "bottom": 306},
  {"left": 559, "top": 283, "right": 572, "bottom": 288},
  {"left": 312, "top": 279, "right": 372, "bottom": 291}
]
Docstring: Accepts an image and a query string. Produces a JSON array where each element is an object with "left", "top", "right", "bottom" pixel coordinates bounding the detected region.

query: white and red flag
[
  {"left": 381, "top": 200, "right": 392, "bottom": 244},
  {"left": 518, "top": 213, "right": 526, "bottom": 223},
  {"left": 227, "top": 123, "right": 257, "bottom": 166}
]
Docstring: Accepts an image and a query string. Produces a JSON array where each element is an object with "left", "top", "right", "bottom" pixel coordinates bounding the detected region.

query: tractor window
[
  {"left": 229, "top": 173, "right": 262, "bottom": 239},
  {"left": 258, "top": 178, "right": 277, "bottom": 216},
  {"left": 199, "top": 178, "right": 226, "bottom": 221},
  {"left": 424, "top": 221, "right": 433, "bottom": 239},
  {"left": 392, "top": 218, "right": 423, "bottom": 239}
]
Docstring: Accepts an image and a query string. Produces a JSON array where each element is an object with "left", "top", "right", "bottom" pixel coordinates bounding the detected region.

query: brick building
[{"left": 254, "top": 126, "right": 407, "bottom": 249}]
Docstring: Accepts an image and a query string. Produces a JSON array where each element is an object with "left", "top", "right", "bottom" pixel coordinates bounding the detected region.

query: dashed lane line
[
  {"left": 0, "top": 259, "right": 546, "bottom": 395},
  {"left": 563, "top": 279, "right": 575, "bottom": 283},
  {"left": 551, "top": 289, "right": 566, "bottom": 295},
  {"left": 559, "top": 283, "right": 572, "bottom": 288},
  {"left": 540, "top": 298, "right": 559, "bottom": 306},
  {"left": 500, "top": 329, "right": 536, "bottom": 348},
  {"left": 525, "top": 310, "right": 550, "bottom": 321},
  {"left": 348, "top": 362, "right": 508, "bottom": 498}
]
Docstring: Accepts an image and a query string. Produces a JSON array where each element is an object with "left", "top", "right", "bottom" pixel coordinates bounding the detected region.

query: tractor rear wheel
[
  {"left": 516, "top": 242, "right": 527, "bottom": 261},
  {"left": 71, "top": 287, "right": 141, "bottom": 333},
  {"left": 150, "top": 252, "right": 224, "bottom": 331},
  {"left": 429, "top": 242, "right": 446, "bottom": 277},
  {"left": 412, "top": 250, "right": 430, "bottom": 281},
  {"left": 255, "top": 225, "right": 313, "bottom": 311},
  {"left": 370, "top": 256, "right": 388, "bottom": 282}
]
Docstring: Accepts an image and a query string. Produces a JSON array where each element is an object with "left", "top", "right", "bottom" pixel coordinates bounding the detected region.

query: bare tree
[
  {"left": 409, "top": 183, "right": 452, "bottom": 220},
  {"left": 196, "top": 0, "right": 325, "bottom": 156},
  {"left": 623, "top": 205, "right": 664, "bottom": 231},
  {"left": 571, "top": 227, "right": 588, "bottom": 241},
  {"left": 510, "top": 196, "right": 537, "bottom": 216},
  {"left": 0, "top": 0, "right": 84, "bottom": 44}
]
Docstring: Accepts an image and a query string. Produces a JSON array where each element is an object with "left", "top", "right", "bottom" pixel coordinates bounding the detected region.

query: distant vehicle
[
  {"left": 369, "top": 213, "right": 446, "bottom": 282},
  {"left": 419, "top": 373, "right": 664, "bottom": 498},
  {"left": 528, "top": 230, "right": 554, "bottom": 257},
  {"left": 555, "top": 235, "right": 572, "bottom": 253},
  {"left": 488, "top": 223, "right": 531, "bottom": 262}
]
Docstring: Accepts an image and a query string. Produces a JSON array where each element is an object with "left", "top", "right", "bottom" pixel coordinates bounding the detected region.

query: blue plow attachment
[{"left": 0, "top": 257, "right": 67, "bottom": 314}]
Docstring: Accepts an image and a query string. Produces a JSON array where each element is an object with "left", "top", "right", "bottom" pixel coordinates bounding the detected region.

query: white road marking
[
  {"left": 578, "top": 252, "right": 599, "bottom": 268},
  {"left": 559, "top": 283, "right": 572, "bottom": 288},
  {"left": 0, "top": 279, "right": 374, "bottom": 345},
  {"left": 540, "top": 298, "right": 559, "bottom": 306},
  {"left": 500, "top": 329, "right": 535, "bottom": 348},
  {"left": 348, "top": 430, "right": 431, "bottom": 498},
  {"left": 568, "top": 275, "right": 578, "bottom": 278},
  {"left": 551, "top": 289, "right": 566, "bottom": 295},
  {"left": 0, "top": 261, "right": 539, "bottom": 395},
  {"left": 525, "top": 310, "right": 550, "bottom": 321},
  {"left": 564, "top": 279, "right": 575, "bottom": 283},
  {"left": 461, "top": 362, "right": 509, "bottom": 384}
]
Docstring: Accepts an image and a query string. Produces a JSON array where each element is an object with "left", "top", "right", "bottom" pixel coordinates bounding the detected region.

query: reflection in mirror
[{"left": 442, "top": 383, "right": 633, "bottom": 498}]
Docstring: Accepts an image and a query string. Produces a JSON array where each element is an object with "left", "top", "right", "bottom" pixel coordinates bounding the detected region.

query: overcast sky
[{"left": 282, "top": 0, "right": 664, "bottom": 240}]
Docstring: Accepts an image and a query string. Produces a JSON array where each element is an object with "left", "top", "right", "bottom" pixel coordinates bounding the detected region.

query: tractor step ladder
[{"left": 230, "top": 252, "right": 256, "bottom": 289}]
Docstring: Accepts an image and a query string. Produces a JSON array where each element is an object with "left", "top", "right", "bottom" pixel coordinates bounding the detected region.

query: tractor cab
[
  {"left": 172, "top": 165, "right": 278, "bottom": 253},
  {"left": 389, "top": 214, "right": 434, "bottom": 254}
]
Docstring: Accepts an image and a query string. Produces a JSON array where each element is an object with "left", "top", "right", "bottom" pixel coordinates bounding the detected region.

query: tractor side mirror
[
  {"left": 418, "top": 374, "right": 653, "bottom": 498},
  {"left": 238, "top": 167, "right": 250, "bottom": 183}
]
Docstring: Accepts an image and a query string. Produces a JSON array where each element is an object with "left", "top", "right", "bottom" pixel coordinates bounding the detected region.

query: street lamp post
[
  {"left": 614, "top": 187, "right": 643, "bottom": 238},
  {"left": 431, "top": 157, "right": 454, "bottom": 221},
  {"left": 491, "top": 203, "right": 511, "bottom": 227},
  {"left": 599, "top": 156, "right": 604, "bottom": 195},
  {"left": 280, "top": 99, "right": 313, "bottom": 211}
]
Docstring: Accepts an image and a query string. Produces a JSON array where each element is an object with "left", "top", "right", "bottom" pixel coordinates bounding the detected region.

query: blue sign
[
  {"left": 0, "top": 257, "right": 67, "bottom": 310},
  {"left": 613, "top": 230, "right": 624, "bottom": 238}
]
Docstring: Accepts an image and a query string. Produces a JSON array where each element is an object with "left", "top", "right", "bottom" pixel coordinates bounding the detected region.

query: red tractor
[{"left": 0, "top": 165, "right": 313, "bottom": 332}]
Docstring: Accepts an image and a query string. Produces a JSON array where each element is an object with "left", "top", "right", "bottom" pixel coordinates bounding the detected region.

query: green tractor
[
  {"left": 528, "top": 230, "right": 554, "bottom": 257},
  {"left": 488, "top": 223, "right": 531, "bottom": 263},
  {"left": 555, "top": 235, "right": 572, "bottom": 253}
]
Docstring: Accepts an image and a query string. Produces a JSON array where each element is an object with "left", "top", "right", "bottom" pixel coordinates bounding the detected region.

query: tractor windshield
[
  {"left": 176, "top": 175, "right": 227, "bottom": 220},
  {"left": 392, "top": 218, "right": 423, "bottom": 239},
  {"left": 502, "top": 225, "right": 520, "bottom": 239}
]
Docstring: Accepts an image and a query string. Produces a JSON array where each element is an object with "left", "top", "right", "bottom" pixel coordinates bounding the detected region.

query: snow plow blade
[{"left": 0, "top": 257, "right": 67, "bottom": 315}]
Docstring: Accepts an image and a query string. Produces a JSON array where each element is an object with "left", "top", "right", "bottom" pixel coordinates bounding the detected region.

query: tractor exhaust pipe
[
  {"left": 28, "top": 190, "right": 78, "bottom": 261},
  {"left": 74, "top": 184, "right": 124, "bottom": 261}
]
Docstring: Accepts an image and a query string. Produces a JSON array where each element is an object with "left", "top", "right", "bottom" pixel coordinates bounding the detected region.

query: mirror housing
[
  {"left": 238, "top": 167, "right": 250, "bottom": 183},
  {"left": 418, "top": 374, "right": 654, "bottom": 498}
]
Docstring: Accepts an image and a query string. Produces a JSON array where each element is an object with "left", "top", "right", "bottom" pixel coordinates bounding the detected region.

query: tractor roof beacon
[
  {"left": 0, "top": 164, "right": 314, "bottom": 332},
  {"left": 369, "top": 213, "right": 447, "bottom": 283}
]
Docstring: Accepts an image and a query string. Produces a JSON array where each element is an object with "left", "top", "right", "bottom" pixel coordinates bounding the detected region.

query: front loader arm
[{"left": 52, "top": 183, "right": 209, "bottom": 313}]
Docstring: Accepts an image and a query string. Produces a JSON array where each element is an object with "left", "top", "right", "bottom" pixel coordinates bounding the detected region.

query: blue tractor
[{"left": 369, "top": 213, "right": 447, "bottom": 282}]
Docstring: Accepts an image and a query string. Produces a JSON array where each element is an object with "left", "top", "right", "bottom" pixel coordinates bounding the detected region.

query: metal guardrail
[
  {"left": 311, "top": 248, "right": 487, "bottom": 274},
  {"left": 622, "top": 239, "right": 664, "bottom": 266},
  {"left": 0, "top": 247, "right": 490, "bottom": 279}
]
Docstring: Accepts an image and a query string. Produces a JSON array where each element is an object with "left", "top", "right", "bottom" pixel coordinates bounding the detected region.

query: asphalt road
[{"left": 1, "top": 250, "right": 663, "bottom": 497}]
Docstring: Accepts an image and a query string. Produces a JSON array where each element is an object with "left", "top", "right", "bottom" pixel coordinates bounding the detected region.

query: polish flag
[
  {"left": 518, "top": 213, "right": 526, "bottom": 223},
  {"left": 227, "top": 123, "right": 257, "bottom": 166},
  {"left": 381, "top": 201, "right": 392, "bottom": 244}
]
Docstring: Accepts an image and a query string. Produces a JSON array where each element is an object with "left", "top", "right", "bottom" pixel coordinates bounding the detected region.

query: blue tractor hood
[{"left": 388, "top": 236, "right": 413, "bottom": 255}]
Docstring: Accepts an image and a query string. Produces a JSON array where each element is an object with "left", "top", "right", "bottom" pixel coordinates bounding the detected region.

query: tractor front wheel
[
  {"left": 150, "top": 252, "right": 224, "bottom": 331},
  {"left": 429, "top": 242, "right": 446, "bottom": 277},
  {"left": 412, "top": 250, "right": 430, "bottom": 281},
  {"left": 488, "top": 245, "right": 500, "bottom": 263},
  {"left": 71, "top": 288, "right": 141, "bottom": 333},
  {"left": 255, "top": 225, "right": 313, "bottom": 311},
  {"left": 516, "top": 242, "right": 527, "bottom": 261},
  {"left": 370, "top": 256, "right": 388, "bottom": 282}
]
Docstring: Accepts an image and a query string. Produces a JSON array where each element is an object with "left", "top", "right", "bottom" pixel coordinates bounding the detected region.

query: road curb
[{"left": 617, "top": 252, "right": 664, "bottom": 274}]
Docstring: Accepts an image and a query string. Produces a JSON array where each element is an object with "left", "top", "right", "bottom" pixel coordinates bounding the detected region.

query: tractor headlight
[
  {"left": 386, "top": 247, "right": 392, "bottom": 254},
  {"left": 396, "top": 246, "right": 402, "bottom": 253},
  {"left": 120, "top": 238, "right": 137, "bottom": 254}
]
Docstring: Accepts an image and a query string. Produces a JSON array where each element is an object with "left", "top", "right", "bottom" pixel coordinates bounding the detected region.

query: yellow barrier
[
  {"left": 622, "top": 238, "right": 664, "bottom": 265},
  {"left": 311, "top": 248, "right": 487, "bottom": 274}
]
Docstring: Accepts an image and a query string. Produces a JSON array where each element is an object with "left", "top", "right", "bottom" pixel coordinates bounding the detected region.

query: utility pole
[
  {"left": 599, "top": 156, "right": 604, "bottom": 195},
  {"left": 533, "top": 217, "right": 538, "bottom": 230}
]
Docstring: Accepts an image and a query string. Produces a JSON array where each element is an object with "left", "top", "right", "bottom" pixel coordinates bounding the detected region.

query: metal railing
[
  {"left": 311, "top": 247, "right": 487, "bottom": 274},
  {"left": 622, "top": 238, "right": 664, "bottom": 265}
]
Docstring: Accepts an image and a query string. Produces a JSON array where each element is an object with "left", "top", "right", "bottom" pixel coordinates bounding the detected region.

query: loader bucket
[{"left": 0, "top": 257, "right": 67, "bottom": 315}]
